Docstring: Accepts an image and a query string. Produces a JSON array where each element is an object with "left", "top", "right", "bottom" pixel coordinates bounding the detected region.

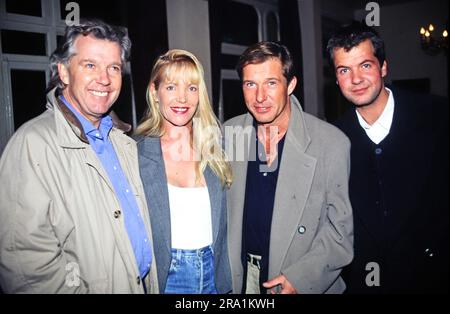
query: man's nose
[
  {"left": 351, "top": 70, "right": 363, "bottom": 85},
  {"left": 97, "top": 68, "right": 111, "bottom": 85},
  {"left": 256, "top": 87, "right": 267, "bottom": 103}
]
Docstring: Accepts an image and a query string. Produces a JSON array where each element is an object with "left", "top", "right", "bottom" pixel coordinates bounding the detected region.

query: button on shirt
[
  {"left": 60, "top": 96, "right": 152, "bottom": 279},
  {"left": 356, "top": 87, "right": 395, "bottom": 144}
]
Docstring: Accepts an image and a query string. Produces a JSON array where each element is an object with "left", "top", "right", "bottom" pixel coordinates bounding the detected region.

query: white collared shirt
[{"left": 356, "top": 87, "right": 395, "bottom": 144}]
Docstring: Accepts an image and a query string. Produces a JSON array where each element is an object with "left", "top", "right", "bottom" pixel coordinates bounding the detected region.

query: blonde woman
[{"left": 135, "top": 49, "right": 232, "bottom": 294}]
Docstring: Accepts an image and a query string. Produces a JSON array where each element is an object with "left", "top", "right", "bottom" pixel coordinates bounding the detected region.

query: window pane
[
  {"left": 221, "top": 2, "right": 258, "bottom": 45},
  {"left": 57, "top": 35, "right": 65, "bottom": 48},
  {"left": 221, "top": 54, "right": 240, "bottom": 70},
  {"left": 267, "top": 12, "right": 279, "bottom": 41},
  {"left": 11, "top": 70, "right": 47, "bottom": 130},
  {"left": 223, "top": 79, "right": 246, "bottom": 121},
  {"left": 1, "top": 30, "right": 47, "bottom": 55},
  {"left": 5, "top": 0, "right": 42, "bottom": 17}
]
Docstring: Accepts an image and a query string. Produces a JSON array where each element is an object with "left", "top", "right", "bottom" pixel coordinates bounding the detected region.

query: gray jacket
[
  {"left": 137, "top": 136, "right": 232, "bottom": 293},
  {"left": 224, "top": 95, "right": 354, "bottom": 294}
]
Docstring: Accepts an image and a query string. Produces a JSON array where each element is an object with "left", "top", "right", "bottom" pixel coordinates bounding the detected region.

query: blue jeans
[{"left": 164, "top": 245, "right": 218, "bottom": 294}]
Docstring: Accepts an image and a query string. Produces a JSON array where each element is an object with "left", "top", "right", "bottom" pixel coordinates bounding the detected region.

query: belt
[{"left": 246, "top": 253, "right": 262, "bottom": 268}]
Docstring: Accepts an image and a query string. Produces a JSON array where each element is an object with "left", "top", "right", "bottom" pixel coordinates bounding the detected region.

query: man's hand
[{"left": 263, "top": 274, "right": 298, "bottom": 294}]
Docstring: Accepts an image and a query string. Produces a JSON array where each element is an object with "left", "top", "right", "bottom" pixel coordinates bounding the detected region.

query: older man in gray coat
[{"left": 224, "top": 41, "right": 353, "bottom": 294}]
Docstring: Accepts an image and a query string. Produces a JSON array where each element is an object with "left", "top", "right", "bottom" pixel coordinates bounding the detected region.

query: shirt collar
[{"left": 59, "top": 95, "right": 113, "bottom": 140}]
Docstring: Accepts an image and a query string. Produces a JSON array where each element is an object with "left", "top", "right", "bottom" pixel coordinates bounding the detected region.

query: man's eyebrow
[
  {"left": 335, "top": 59, "right": 376, "bottom": 70},
  {"left": 265, "top": 77, "right": 281, "bottom": 81},
  {"left": 79, "top": 58, "right": 97, "bottom": 64},
  {"left": 335, "top": 65, "right": 349, "bottom": 70},
  {"left": 359, "top": 59, "right": 376, "bottom": 65},
  {"left": 79, "top": 59, "right": 122, "bottom": 67}
]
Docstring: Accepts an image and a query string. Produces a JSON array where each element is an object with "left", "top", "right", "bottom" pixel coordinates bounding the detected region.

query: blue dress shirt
[{"left": 60, "top": 96, "right": 152, "bottom": 279}]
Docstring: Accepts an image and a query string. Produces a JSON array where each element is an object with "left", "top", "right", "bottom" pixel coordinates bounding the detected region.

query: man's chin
[
  {"left": 92, "top": 103, "right": 114, "bottom": 115},
  {"left": 348, "top": 96, "right": 376, "bottom": 108},
  {"left": 349, "top": 87, "right": 384, "bottom": 108},
  {"left": 251, "top": 114, "right": 275, "bottom": 125},
  {"left": 353, "top": 102, "right": 372, "bottom": 108}
]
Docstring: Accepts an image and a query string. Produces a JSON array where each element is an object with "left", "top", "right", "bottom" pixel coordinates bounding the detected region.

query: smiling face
[
  {"left": 152, "top": 75, "right": 199, "bottom": 131},
  {"left": 333, "top": 39, "right": 388, "bottom": 108},
  {"left": 58, "top": 35, "right": 122, "bottom": 127},
  {"left": 242, "top": 58, "right": 297, "bottom": 128}
]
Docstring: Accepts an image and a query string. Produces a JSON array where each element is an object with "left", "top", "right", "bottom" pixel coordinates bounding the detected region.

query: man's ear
[
  {"left": 381, "top": 60, "right": 388, "bottom": 78},
  {"left": 287, "top": 76, "right": 297, "bottom": 95},
  {"left": 58, "top": 63, "right": 70, "bottom": 85}
]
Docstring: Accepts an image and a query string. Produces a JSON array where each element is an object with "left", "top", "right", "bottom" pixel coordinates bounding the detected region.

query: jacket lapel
[
  {"left": 138, "top": 137, "right": 172, "bottom": 257},
  {"left": 204, "top": 167, "right": 220, "bottom": 247},
  {"left": 269, "top": 96, "right": 317, "bottom": 277},
  {"left": 227, "top": 114, "right": 254, "bottom": 290}
]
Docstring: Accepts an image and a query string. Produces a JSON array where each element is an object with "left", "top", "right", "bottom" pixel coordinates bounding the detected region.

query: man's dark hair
[
  {"left": 236, "top": 41, "right": 295, "bottom": 83},
  {"left": 326, "top": 21, "right": 385, "bottom": 67},
  {"left": 47, "top": 19, "right": 131, "bottom": 92}
]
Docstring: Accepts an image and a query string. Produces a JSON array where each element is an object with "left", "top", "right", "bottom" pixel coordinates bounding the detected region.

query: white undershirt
[
  {"left": 167, "top": 183, "right": 213, "bottom": 249},
  {"left": 356, "top": 87, "right": 395, "bottom": 145}
]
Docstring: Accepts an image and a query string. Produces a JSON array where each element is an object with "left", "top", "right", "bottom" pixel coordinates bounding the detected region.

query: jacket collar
[
  {"left": 268, "top": 96, "right": 318, "bottom": 279},
  {"left": 136, "top": 135, "right": 163, "bottom": 162},
  {"left": 286, "top": 94, "right": 312, "bottom": 153},
  {"left": 137, "top": 135, "right": 221, "bottom": 188},
  {"left": 46, "top": 87, "right": 130, "bottom": 147}
]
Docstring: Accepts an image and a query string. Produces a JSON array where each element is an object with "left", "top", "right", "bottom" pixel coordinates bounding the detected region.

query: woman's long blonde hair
[{"left": 135, "top": 49, "right": 232, "bottom": 187}]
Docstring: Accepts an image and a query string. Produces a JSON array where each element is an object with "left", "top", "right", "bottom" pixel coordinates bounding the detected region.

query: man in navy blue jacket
[{"left": 328, "top": 22, "right": 448, "bottom": 293}]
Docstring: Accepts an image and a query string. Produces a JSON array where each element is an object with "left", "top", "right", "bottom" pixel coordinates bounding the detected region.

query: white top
[
  {"left": 356, "top": 87, "right": 395, "bottom": 145},
  {"left": 167, "top": 183, "right": 213, "bottom": 249}
]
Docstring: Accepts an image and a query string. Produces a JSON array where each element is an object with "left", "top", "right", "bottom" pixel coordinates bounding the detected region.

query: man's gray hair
[{"left": 47, "top": 19, "right": 131, "bottom": 92}]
